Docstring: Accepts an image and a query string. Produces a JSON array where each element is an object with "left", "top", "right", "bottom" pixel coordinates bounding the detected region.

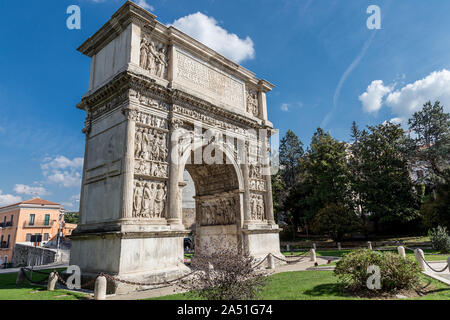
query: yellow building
[{"left": 0, "top": 198, "right": 69, "bottom": 266}]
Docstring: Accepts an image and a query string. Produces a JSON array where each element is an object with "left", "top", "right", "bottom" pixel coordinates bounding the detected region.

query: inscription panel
[{"left": 174, "top": 48, "right": 245, "bottom": 111}]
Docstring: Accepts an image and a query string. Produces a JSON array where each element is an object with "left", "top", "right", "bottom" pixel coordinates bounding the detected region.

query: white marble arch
[{"left": 177, "top": 141, "right": 245, "bottom": 256}]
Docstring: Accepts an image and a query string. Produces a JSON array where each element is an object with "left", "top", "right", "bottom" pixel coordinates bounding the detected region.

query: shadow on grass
[{"left": 303, "top": 283, "right": 348, "bottom": 297}]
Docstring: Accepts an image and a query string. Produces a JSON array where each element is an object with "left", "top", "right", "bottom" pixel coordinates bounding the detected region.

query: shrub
[
  {"left": 428, "top": 226, "right": 450, "bottom": 253},
  {"left": 179, "top": 241, "right": 268, "bottom": 300},
  {"left": 334, "top": 250, "right": 421, "bottom": 293}
]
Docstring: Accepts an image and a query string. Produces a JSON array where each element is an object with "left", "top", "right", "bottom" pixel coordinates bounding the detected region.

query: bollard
[
  {"left": 310, "top": 249, "right": 316, "bottom": 263},
  {"left": 94, "top": 276, "right": 107, "bottom": 300},
  {"left": 16, "top": 269, "right": 25, "bottom": 285},
  {"left": 267, "top": 254, "right": 275, "bottom": 270},
  {"left": 414, "top": 249, "right": 426, "bottom": 271},
  {"left": 397, "top": 246, "right": 406, "bottom": 258},
  {"left": 337, "top": 242, "right": 341, "bottom": 251},
  {"left": 286, "top": 244, "right": 290, "bottom": 252},
  {"left": 47, "top": 272, "right": 58, "bottom": 291},
  {"left": 367, "top": 241, "right": 372, "bottom": 250}
]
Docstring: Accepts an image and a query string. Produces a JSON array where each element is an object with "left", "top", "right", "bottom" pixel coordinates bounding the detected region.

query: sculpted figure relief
[
  {"left": 133, "top": 179, "right": 167, "bottom": 218},
  {"left": 249, "top": 179, "right": 266, "bottom": 192},
  {"left": 250, "top": 194, "right": 265, "bottom": 221},
  {"left": 135, "top": 160, "right": 168, "bottom": 178},
  {"left": 137, "top": 112, "right": 168, "bottom": 129},
  {"left": 135, "top": 127, "right": 168, "bottom": 162},
  {"left": 199, "top": 196, "right": 238, "bottom": 226},
  {"left": 246, "top": 89, "right": 259, "bottom": 116},
  {"left": 140, "top": 36, "right": 168, "bottom": 79}
]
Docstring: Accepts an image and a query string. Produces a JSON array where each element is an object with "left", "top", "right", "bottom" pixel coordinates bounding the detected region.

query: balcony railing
[
  {"left": 0, "top": 242, "right": 9, "bottom": 249},
  {"left": 0, "top": 222, "right": 13, "bottom": 228},
  {"left": 23, "top": 220, "right": 55, "bottom": 228}
]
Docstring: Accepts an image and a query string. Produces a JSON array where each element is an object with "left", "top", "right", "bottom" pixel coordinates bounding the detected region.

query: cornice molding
[{"left": 78, "top": 70, "right": 269, "bottom": 130}]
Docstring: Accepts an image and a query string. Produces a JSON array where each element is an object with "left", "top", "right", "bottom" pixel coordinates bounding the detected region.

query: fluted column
[
  {"left": 121, "top": 106, "right": 138, "bottom": 219},
  {"left": 167, "top": 119, "right": 183, "bottom": 225},
  {"left": 242, "top": 162, "right": 252, "bottom": 225},
  {"left": 262, "top": 131, "right": 275, "bottom": 224}
]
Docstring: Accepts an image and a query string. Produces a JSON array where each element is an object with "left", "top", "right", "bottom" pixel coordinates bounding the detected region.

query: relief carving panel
[
  {"left": 140, "top": 34, "right": 168, "bottom": 79},
  {"left": 199, "top": 194, "right": 239, "bottom": 226},
  {"left": 250, "top": 193, "right": 265, "bottom": 221},
  {"left": 133, "top": 179, "right": 167, "bottom": 219}
]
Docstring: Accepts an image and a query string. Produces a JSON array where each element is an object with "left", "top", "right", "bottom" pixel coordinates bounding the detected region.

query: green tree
[
  {"left": 64, "top": 212, "right": 79, "bottom": 224},
  {"left": 285, "top": 128, "right": 355, "bottom": 237},
  {"left": 350, "top": 122, "right": 420, "bottom": 233},
  {"left": 408, "top": 101, "right": 450, "bottom": 185},
  {"left": 312, "top": 203, "right": 363, "bottom": 241},
  {"left": 421, "top": 169, "right": 450, "bottom": 230},
  {"left": 276, "top": 130, "right": 304, "bottom": 228},
  {"left": 279, "top": 130, "right": 304, "bottom": 189}
]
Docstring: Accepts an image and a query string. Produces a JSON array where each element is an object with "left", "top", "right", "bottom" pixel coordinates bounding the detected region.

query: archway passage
[{"left": 182, "top": 152, "right": 243, "bottom": 257}]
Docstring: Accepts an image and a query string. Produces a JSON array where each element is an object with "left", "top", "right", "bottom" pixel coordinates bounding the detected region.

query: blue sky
[{"left": 1, "top": 0, "right": 450, "bottom": 209}]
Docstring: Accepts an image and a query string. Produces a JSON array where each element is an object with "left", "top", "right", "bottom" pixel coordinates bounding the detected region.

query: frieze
[
  {"left": 135, "top": 159, "right": 168, "bottom": 179},
  {"left": 250, "top": 193, "right": 265, "bottom": 221},
  {"left": 135, "top": 127, "right": 168, "bottom": 163},
  {"left": 246, "top": 89, "right": 259, "bottom": 117},
  {"left": 140, "top": 33, "right": 168, "bottom": 79},
  {"left": 198, "top": 194, "right": 239, "bottom": 226},
  {"left": 133, "top": 179, "right": 167, "bottom": 219}
]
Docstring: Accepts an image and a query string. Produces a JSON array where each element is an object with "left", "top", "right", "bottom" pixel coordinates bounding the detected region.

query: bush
[
  {"left": 334, "top": 250, "right": 421, "bottom": 293},
  {"left": 428, "top": 226, "right": 450, "bottom": 253},
  {"left": 179, "top": 241, "right": 268, "bottom": 300}
]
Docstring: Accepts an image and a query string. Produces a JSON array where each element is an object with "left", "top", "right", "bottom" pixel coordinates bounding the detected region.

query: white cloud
[
  {"left": 280, "top": 103, "right": 290, "bottom": 112},
  {"left": 0, "top": 191, "right": 22, "bottom": 207},
  {"left": 13, "top": 184, "right": 48, "bottom": 197},
  {"left": 41, "top": 156, "right": 83, "bottom": 188},
  {"left": 133, "top": 0, "right": 154, "bottom": 11},
  {"left": 360, "top": 69, "right": 450, "bottom": 122},
  {"left": 385, "top": 69, "right": 450, "bottom": 120},
  {"left": 359, "top": 80, "right": 392, "bottom": 113},
  {"left": 169, "top": 12, "right": 255, "bottom": 63}
]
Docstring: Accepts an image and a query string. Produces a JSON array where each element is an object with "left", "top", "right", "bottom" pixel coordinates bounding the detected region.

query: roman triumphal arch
[{"left": 70, "top": 2, "right": 283, "bottom": 293}]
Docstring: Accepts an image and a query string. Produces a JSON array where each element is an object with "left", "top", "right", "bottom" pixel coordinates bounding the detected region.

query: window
[
  {"left": 44, "top": 233, "right": 49, "bottom": 241},
  {"left": 6, "top": 235, "right": 10, "bottom": 248},
  {"left": 44, "top": 214, "right": 50, "bottom": 226},
  {"left": 2, "top": 216, "right": 5, "bottom": 227},
  {"left": 29, "top": 214, "right": 35, "bottom": 226},
  {"left": 26, "top": 233, "right": 32, "bottom": 242},
  {"left": 0, "top": 235, "right": 3, "bottom": 247}
]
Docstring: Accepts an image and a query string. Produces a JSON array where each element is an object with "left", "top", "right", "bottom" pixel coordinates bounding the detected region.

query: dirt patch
[{"left": 343, "top": 283, "right": 437, "bottom": 300}]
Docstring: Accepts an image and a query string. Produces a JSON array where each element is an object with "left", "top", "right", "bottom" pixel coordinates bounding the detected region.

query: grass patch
[
  {"left": 150, "top": 270, "right": 450, "bottom": 300},
  {"left": 281, "top": 249, "right": 448, "bottom": 261},
  {"left": 0, "top": 269, "right": 88, "bottom": 300}
]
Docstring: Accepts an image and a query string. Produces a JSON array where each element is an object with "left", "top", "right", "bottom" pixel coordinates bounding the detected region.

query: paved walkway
[
  {"left": 422, "top": 260, "right": 450, "bottom": 285},
  {"left": 105, "top": 256, "right": 335, "bottom": 300}
]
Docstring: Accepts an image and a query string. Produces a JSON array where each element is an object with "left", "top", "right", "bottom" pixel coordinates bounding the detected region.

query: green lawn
[
  {"left": 0, "top": 269, "right": 88, "bottom": 300},
  {"left": 151, "top": 270, "right": 450, "bottom": 300},
  {"left": 282, "top": 249, "right": 449, "bottom": 261}
]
